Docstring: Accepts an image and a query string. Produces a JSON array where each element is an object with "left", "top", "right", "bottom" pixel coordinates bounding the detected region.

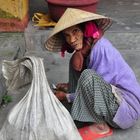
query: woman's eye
[
  {"left": 64, "top": 34, "right": 69, "bottom": 38},
  {"left": 73, "top": 29, "right": 79, "bottom": 34}
]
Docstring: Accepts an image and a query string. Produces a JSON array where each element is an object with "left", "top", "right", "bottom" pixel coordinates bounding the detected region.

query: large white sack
[{"left": 0, "top": 56, "right": 82, "bottom": 140}]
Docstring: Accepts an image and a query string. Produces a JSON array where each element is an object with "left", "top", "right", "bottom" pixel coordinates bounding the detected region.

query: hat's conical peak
[{"left": 50, "top": 8, "right": 106, "bottom": 37}]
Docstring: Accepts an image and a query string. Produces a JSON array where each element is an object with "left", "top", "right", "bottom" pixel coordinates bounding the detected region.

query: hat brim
[{"left": 45, "top": 8, "right": 112, "bottom": 52}]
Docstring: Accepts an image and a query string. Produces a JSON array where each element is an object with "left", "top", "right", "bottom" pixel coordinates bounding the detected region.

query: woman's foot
[
  {"left": 78, "top": 123, "right": 113, "bottom": 140},
  {"left": 89, "top": 123, "right": 110, "bottom": 134}
]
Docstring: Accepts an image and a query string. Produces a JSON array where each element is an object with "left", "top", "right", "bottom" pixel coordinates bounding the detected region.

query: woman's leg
[
  {"left": 68, "top": 59, "right": 82, "bottom": 93},
  {"left": 71, "top": 69, "right": 120, "bottom": 128}
]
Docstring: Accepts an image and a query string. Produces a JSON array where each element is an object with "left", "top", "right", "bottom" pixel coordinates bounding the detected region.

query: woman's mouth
[{"left": 71, "top": 44, "right": 77, "bottom": 48}]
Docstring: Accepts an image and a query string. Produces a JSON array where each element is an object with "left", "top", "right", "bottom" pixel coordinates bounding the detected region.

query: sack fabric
[{"left": 0, "top": 56, "right": 82, "bottom": 140}]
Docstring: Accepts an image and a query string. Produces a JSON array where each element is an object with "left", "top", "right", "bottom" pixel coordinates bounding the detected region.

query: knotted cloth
[{"left": 0, "top": 56, "right": 82, "bottom": 140}]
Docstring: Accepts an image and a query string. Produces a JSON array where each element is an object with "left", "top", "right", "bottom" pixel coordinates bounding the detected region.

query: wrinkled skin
[
  {"left": 62, "top": 25, "right": 84, "bottom": 51},
  {"left": 55, "top": 25, "right": 111, "bottom": 135},
  {"left": 54, "top": 25, "right": 84, "bottom": 98}
]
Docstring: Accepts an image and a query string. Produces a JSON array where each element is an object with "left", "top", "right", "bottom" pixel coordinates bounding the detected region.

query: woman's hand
[
  {"left": 56, "top": 83, "right": 69, "bottom": 92},
  {"left": 54, "top": 90, "right": 67, "bottom": 101}
]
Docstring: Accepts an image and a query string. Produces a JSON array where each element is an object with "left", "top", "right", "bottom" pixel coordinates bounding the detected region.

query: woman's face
[{"left": 63, "top": 25, "right": 84, "bottom": 51}]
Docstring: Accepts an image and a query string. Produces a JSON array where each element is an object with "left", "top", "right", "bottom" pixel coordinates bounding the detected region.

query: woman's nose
[{"left": 69, "top": 35, "right": 76, "bottom": 43}]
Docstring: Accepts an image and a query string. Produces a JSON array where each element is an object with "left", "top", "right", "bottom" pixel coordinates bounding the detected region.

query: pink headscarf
[
  {"left": 61, "top": 21, "right": 102, "bottom": 57},
  {"left": 84, "top": 21, "right": 101, "bottom": 39}
]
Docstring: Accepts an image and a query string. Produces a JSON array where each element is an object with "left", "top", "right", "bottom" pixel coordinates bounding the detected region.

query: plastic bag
[
  {"left": 0, "top": 56, "right": 82, "bottom": 140},
  {"left": 32, "top": 13, "right": 56, "bottom": 27}
]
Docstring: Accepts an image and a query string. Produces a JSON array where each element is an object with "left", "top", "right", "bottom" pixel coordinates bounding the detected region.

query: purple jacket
[{"left": 88, "top": 37, "right": 140, "bottom": 129}]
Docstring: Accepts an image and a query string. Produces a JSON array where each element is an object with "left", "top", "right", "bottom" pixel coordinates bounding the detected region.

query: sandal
[{"left": 78, "top": 124, "right": 113, "bottom": 140}]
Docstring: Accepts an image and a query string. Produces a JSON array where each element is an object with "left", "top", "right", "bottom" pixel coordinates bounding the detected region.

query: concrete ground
[{"left": 0, "top": 0, "right": 140, "bottom": 139}]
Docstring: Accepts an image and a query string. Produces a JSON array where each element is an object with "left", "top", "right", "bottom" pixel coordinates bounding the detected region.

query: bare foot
[{"left": 89, "top": 123, "right": 110, "bottom": 134}]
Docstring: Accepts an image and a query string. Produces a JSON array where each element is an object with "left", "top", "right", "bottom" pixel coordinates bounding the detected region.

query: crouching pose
[{"left": 45, "top": 8, "right": 140, "bottom": 138}]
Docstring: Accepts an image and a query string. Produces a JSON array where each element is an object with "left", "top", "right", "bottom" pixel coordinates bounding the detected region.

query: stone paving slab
[
  {"left": 105, "top": 32, "right": 140, "bottom": 50},
  {"left": 0, "top": 0, "right": 140, "bottom": 139},
  {"left": 97, "top": 0, "right": 140, "bottom": 32}
]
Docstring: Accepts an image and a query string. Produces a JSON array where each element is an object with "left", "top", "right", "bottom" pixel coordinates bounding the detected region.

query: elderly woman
[{"left": 45, "top": 8, "right": 140, "bottom": 139}]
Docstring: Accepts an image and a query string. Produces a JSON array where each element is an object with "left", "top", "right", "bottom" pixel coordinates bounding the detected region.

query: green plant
[{"left": 1, "top": 95, "right": 12, "bottom": 105}]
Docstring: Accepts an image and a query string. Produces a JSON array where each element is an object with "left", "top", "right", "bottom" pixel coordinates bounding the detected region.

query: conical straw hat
[{"left": 45, "top": 8, "right": 112, "bottom": 52}]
